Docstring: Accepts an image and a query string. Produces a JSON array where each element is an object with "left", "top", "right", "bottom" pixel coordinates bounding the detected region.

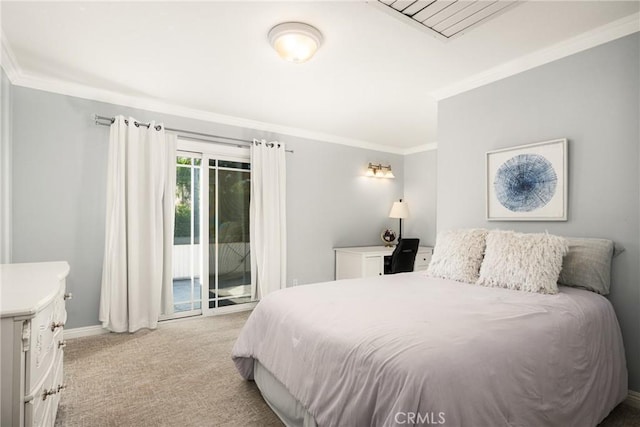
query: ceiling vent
[{"left": 375, "top": 0, "right": 520, "bottom": 40}]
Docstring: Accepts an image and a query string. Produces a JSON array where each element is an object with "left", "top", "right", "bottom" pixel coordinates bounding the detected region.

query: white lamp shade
[
  {"left": 389, "top": 201, "right": 409, "bottom": 219},
  {"left": 268, "top": 22, "right": 323, "bottom": 63}
]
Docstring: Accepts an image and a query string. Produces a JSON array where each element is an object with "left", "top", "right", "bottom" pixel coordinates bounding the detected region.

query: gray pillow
[{"left": 558, "top": 238, "right": 618, "bottom": 295}]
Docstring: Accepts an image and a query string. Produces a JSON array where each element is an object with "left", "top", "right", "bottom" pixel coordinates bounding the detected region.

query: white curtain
[
  {"left": 99, "top": 116, "right": 177, "bottom": 333},
  {"left": 250, "top": 139, "right": 287, "bottom": 300}
]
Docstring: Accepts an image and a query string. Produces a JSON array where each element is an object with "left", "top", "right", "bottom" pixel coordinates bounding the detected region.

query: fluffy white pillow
[
  {"left": 477, "top": 230, "right": 568, "bottom": 294},
  {"left": 426, "top": 229, "right": 488, "bottom": 283}
]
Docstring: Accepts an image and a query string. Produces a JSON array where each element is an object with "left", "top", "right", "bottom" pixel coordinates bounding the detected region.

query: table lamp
[{"left": 389, "top": 199, "right": 409, "bottom": 241}]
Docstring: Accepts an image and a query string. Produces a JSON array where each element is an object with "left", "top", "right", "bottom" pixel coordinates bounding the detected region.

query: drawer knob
[
  {"left": 58, "top": 340, "right": 67, "bottom": 349},
  {"left": 64, "top": 292, "right": 73, "bottom": 300},
  {"left": 57, "top": 384, "right": 67, "bottom": 393},
  {"left": 42, "top": 388, "right": 57, "bottom": 401},
  {"left": 50, "top": 321, "right": 65, "bottom": 332}
]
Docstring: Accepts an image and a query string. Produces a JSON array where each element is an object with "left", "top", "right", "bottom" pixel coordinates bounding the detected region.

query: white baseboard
[
  {"left": 63, "top": 324, "right": 110, "bottom": 340},
  {"left": 65, "top": 304, "right": 255, "bottom": 338},
  {"left": 626, "top": 390, "right": 640, "bottom": 409}
]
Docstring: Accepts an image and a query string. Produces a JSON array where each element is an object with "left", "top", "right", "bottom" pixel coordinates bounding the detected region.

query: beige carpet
[
  {"left": 56, "top": 311, "right": 282, "bottom": 427},
  {"left": 56, "top": 311, "right": 640, "bottom": 427}
]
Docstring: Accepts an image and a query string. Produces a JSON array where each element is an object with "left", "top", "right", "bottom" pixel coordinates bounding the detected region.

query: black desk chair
[{"left": 385, "top": 238, "right": 420, "bottom": 274}]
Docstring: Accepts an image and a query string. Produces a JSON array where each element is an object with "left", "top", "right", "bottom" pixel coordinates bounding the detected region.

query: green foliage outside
[
  {"left": 174, "top": 158, "right": 197, "bottom": 243},
  {"left": 174, "top": 203, "right": 192, "bottom": 241},
  {"left": 173, "top": 158, "right": 250, "bottom": 245}
]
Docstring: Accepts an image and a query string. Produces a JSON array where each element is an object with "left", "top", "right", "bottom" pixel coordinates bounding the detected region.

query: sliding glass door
[
  {"left": 171, "top": 154, "right": 202, "bottom": 317},
  {"left": 168, "top": 141, "right": 252, "bottom": 319},
  {"left": 209, "top": 159, "right": 252, "bottom": 308}
]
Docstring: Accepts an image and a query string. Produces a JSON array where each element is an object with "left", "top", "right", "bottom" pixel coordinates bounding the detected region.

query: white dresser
[
  {"left": 1, "top": 262, "right": 71, "bottom": 427},
  {"left": 334, "top": 246, "right": 433, "bottom": 280}
]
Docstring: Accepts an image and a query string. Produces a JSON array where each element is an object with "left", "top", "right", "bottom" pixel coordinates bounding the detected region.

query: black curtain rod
[{"left": 93, "top": 114, "right": 293, "bottom": 153}]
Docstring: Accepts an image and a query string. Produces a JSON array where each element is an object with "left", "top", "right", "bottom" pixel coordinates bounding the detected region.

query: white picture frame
[{"left": 486, "top": 139, "right": 568, "bottom": 221}]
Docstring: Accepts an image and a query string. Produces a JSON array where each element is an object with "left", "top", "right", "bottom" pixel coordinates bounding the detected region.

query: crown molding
[
  {"left": 0, "top": 31, "right": 20, "bottom": 82},
  {"left": 402, "top": 142, "right": 438, "bottom": 155},
  {"left": 7, "top": 12, "right": 634, "bottom": 155},
  {"left": 13, "top": 71, "right": 406, "bottom": 154},
  {"left": 431, "top": 13, "right": 640, "bottom": 101},
  {"left": 0, "top": 34, "right": 406, "bottom": 156}
]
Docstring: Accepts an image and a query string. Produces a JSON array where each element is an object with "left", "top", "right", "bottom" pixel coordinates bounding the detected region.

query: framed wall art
[{"left": 486, "top": 138, "right": 568, "bottom": 221}]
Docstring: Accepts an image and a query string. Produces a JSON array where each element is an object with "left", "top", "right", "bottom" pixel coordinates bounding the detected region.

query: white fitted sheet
[{"left": 254, "top": 359, "right": 318, "bottom": 427}]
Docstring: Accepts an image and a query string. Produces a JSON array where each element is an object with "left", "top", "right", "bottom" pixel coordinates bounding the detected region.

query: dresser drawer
[
  {"left": 0, "top": 261, "right": 70, "bottom": 427},
  {"left": 24, "top": 349, "right": 63, "bottom": 427},
  {"left": 46, "top": 350, "right": 65, "bottom": 427},
  {"left": 26, "top": 282, "right": 66, "bottom": 396},
  {"left": 54, "top": 281, "right": 67, "bottom": 325},
  {"left": 24, "top": 359, "right": 55, "bottom": 427},
  {"left": 26, "top": 302, "right": 57, "bottom": 395},
  {"left": 27, "top": 280, "right": 66, "bottom": 395},
  {"left": 414, "top": 253, "right": 432, "bottom": 272}
]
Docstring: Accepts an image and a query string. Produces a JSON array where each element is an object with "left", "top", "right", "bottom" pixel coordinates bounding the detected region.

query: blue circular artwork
[{"left": 494, "top": 154, "right": 557, "bottom": 212}]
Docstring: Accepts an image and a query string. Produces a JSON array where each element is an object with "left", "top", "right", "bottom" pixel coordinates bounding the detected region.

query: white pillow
[
  {"left": 477, "top": 230, "right": 568, "bottom": 294},
  {"left": 426, "top": 229, "right": 488, "bottom": 283}
]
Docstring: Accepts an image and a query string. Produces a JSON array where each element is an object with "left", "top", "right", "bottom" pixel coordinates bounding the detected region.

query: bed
[
  {"left": 232, "top": 229, "right": 627, "bottom": 427},
  {"left": 232, "top": 272, "right": 627, "bottom": 426}
]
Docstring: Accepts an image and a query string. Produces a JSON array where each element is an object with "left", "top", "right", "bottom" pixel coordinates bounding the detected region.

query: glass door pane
[
  {"left": 208, "top": 160, "right": 252, "bottom": 309},
  {"left": 172, "top": 156, "right": 202, "bottom": 315}
]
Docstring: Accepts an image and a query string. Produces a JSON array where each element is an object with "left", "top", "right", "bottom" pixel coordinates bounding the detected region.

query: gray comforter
[{"left": 232, "top": 273, "right": 627, "bottom": 426}]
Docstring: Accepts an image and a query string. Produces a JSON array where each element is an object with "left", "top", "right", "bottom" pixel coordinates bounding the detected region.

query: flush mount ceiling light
[{"left": 268, "top": 22, "right": 323, "bottom": 63}]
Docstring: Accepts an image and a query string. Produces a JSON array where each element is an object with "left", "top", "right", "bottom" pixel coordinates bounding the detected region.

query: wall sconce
[{"left": 366, "top": 163, "right": 395, "bottom": 179}]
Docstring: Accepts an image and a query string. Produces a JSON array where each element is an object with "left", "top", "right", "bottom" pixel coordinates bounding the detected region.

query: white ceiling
[{"left": 1, "top": 1, "right": 638, "bottom": 152}]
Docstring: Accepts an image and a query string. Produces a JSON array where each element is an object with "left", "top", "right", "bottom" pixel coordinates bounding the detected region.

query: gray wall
[
  {"left": 10, "top": 86, "right": 403, "bottom": 328},
  {"left": 287, "top": 141, "right": 404, "bottom": 286},
  {"left": 403, "top": 149, "right": 437, "bottom": 246},
  {"left": 437, "top": 34, "right": 640, "bottom": 391},
  {"left": 1, "top": 67, "right": 11, "bottom": 263}
]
